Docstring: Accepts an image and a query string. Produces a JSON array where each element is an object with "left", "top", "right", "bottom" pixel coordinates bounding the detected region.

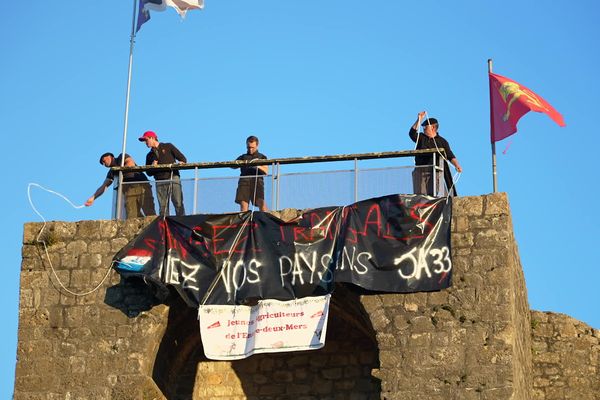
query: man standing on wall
[
  {"left": 139, "top": 131, "right": 187, "bottom": 216},
  {"left": 409, "top": 111, "right": 462, "bottom": 196},
  {"left": 85, "top": 152, "right": 156, "bottom": 218},
  {"left": 234, "top": 135, "right": 269, "bottom": 212}
]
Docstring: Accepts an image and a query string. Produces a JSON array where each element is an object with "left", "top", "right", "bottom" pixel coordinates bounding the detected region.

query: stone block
[
  {"left": 110, "top": 238, "right": 130, "bottom": 252},
  {"left": 66, "top": 240, "right": 88, "bottom": 256},
  {"left": 475, "top": 229, "right": 510, "bottom": 248},
  {"left": 99, "top": 222, "right": 118, "bottom": 239},
  {"left": 453, "top": 196, "right": 484, "bottom": 216},
  {"left": 321, "top": 367, "right": 343, "bottom": 380},
  {"left": 78, "top": 253, "right": 103, "bottom": 269},
  {"left": 70, "top": 270, "right": 91, "bottom": 288},
  {"left": 484, "top": 193, "right": 509, "bottom": 216},
  {"left": 286, "top": 383, "right": 311, "bottom": 394},
  {"left": 258, "top": 384, "right": 286, "bottom": 396},
  {"left": 64, "top": 307, "right": 84, "bottom": 328},
  {"left": 452, "top": 232, "right": 474, "bottom": 248},
  {"left": 368, "top": 308, "right": 390, "bottom": 331}
]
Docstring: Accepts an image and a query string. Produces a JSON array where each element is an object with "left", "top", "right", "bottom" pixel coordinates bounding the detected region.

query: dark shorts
[{"left": 235, "top": 178, "right": 265, "bottom": 205}]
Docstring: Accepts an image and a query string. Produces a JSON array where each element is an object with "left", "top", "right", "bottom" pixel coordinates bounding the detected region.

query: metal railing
[{"left": 111, "top": 149, "right": 449, "bottom": 219}]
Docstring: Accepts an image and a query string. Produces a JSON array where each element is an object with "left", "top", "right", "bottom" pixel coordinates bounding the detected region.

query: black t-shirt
[
  {"left": 236, "top": 151, "right": 268, "bottom": 176},
  {"left": 106, "top": 154, "right": 149, "bottom": 183}
]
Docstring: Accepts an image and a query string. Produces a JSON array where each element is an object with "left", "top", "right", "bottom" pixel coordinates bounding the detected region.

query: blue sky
[{"left": 2, "top": 1, "right": 599, "bottom": 396}]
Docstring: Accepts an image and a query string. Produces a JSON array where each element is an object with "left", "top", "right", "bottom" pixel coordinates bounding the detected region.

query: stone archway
[{"left": 151, "top": 285, "right": 381, "bottom": 399}]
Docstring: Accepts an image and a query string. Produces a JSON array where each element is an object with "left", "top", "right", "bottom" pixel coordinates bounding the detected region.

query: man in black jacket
[
  {"left": 139, "top": 131, "right": 187, "bottom": 216},
  {"left": 409, "top": 111, "right": 462, "bottom": 196}
]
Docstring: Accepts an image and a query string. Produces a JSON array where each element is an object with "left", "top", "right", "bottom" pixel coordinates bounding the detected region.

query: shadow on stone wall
[
  {"left": 149, "top": 285, "right": 381, "bottom": 399},
  {"left": 104, "top": 276, "right": 163, "bottom": 318}
]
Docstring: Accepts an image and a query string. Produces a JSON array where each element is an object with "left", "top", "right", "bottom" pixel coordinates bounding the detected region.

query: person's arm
[
  {"left": 258, "top": 154, "right": 268, "bottom": 175},
  {"left": 171, "top": 144, "right": 187, "bottom": 163},
  {"left": 145, "top": 152, "right": 157, "bottom": 176},
  {"left": 440, "top": 139, "right": 462, "bottom": 173},
  {"left": 450, "top": 158, "right": 462, "bottom": 173},
  {"left": 85, "top": 178, "right": 113, "bottom": 206},
  {"left": 409, "top": 111, "right": 426, "bottom": 142}
]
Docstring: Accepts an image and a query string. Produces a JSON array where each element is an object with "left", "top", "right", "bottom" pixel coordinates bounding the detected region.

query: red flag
[{"left": 489, "top": 72, "right": 565, "bottom": 142}]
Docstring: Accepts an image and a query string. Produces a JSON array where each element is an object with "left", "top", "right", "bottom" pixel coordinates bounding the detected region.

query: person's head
[
  {"left": 421, "top": 118, "right": 439, "bottom": 138},
  {"left": 99, "top": 152, "right": 115, "bottom": 168},
  {"left": 138, "top": 130, "right": 159, "bottom": 148},
  {"left": 246, "top": 135, "right": 260, "bottom": 155}
]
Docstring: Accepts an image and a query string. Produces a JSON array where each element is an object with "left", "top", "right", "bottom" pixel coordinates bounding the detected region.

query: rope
[{"left": 27, "top": 183, "right": 115, "bottom": 297}]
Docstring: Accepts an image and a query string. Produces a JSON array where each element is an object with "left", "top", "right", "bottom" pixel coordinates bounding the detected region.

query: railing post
[
  {"left": 193, "top": 167, "right": 199, "bottom": 214},
  {"left": 432, "top": 152, "right": 438, "bottom": 197},
  {"left": 440, "top": 156, "right": 445, "bottom": 196},
  {"left": 276, "top": 162, "right": 281, "bottom": 211},
  {"left": 354, "top": 158, "right": 359, "bottom": 203},
  {"left": 111, "top": 179, "right": 118, "bottom": 220},
  {"left": 271, "top": 162, "right": 276, "bottom": 211}
]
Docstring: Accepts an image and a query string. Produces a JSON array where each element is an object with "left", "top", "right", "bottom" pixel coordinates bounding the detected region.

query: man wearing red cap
[
  {"left": 409, "top": 111, "right": 462, "bottom": 196},
  {"left": 138, "top": 131, "right": 187, "bottom": 216}
]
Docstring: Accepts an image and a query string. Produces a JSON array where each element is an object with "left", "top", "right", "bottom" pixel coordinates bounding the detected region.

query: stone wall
[
  {"left": 531, "top": 311, "right": 600, "bottom": 400},
  {"left": 18, "top": 218, "right": 168, "bottom": 399},
  {"left": 13, "top": 193, "right": 599, "bottom": 399}
]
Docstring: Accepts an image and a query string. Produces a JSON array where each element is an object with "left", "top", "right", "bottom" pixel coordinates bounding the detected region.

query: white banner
[{"left": 198, "top": 295, "right": 330, "bottom": 360}]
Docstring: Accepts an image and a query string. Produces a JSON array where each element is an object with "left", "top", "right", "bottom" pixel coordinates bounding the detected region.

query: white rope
[
  {"left": 415, "top": 111, "right": 429, "bottom": 150},
  {"left": 27, "top": 183, "right": 115, "bottom": 297},
  {"left": 446, "top": 172, "right": 461, "bottom": 202}
]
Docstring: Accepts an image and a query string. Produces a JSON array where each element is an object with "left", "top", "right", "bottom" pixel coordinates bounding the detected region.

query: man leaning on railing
[
  {"left": 85, "top": 152, "right": 156, "bottom": 218},
  {"left": 234, "top": 135, "right": 269, "bottom": 212}
]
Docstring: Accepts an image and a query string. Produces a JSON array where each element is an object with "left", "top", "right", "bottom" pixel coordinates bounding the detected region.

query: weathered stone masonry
[{"left": 15, "top": 193, "right": 600, "bottom": 399}]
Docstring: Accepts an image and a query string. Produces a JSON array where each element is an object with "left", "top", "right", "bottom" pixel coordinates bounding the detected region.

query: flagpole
[
  {"left": 116, "top": 0, "right": 139, "bottom": 219},
  {"left": 488, "top": 59, "right": 498, "bottom": 193}
]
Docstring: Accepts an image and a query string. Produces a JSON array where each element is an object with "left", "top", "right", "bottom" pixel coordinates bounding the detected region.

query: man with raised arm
[{"left": 409, "top": 111, "right": 462, "bottom": 196}]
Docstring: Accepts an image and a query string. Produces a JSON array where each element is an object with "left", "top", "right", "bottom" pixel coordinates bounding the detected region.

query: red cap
[{"left": 138, "top": 131, "right": 157, "bottom": 141}]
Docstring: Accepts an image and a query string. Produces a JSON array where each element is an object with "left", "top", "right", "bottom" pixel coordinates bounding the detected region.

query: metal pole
[
  {"left": 432, "top": 153, "right": 437, "bottom": 196},
  {"left": 276, "top": 163, "right": 281, "bottom": 210},
  {"left": 193, "top": 167, "right": 199, "bottom": 214},
  {"left": 271, "top": 162, "right": 276, "bottom": 211},
  {"left": 488, "top": 58, "right": 498, "bottom": 193},
  {"left": 116, "top": 0, "right": 138, "bottom": 219},
  {"left": 354, "top": 158, "right": 358, "bottom": 202}
]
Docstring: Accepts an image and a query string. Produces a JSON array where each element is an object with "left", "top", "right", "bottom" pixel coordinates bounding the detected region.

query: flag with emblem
[{"left": 489, "top": 72, "right": 565, "bottom": 142}]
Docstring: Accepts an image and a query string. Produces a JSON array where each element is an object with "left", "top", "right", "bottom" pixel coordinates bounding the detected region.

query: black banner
[{"left": 114, "top": 194, "right": 452, "bottom": 306}]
